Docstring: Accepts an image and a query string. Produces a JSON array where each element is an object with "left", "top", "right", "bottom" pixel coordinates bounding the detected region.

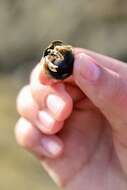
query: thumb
[{"left": 73, "top": 53, "right": 127, "bottom": 127}]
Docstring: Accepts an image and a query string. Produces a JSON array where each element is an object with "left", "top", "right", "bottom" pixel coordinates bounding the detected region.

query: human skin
[{"left": 15, "top": 48, "right": 127, "bottom": 190}]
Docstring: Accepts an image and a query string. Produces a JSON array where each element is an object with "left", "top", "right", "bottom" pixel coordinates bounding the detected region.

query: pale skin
[{"left": 15, "top": 48, "right": 127, "bottom": 190}]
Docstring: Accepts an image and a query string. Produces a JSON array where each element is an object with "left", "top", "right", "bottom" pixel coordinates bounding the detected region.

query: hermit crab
[{"left": 42, "top": 40, "right": 74, "bottom": 80}]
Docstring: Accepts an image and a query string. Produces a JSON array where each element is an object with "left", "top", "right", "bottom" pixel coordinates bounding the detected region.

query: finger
[
  {"left": 15, "top": 118, "right": 64, "bottom": 158},
  {"left": 17, "top": 85, "right": 39, "bottom": 123},
  {"left": 37, "top": 110, "right": 64, "bottom": 134},
  {"left": 74, "top": 53, "right": 127, "bottom": 127},
  {"left": 46, "top": 92, "right": 73, "bottom": 121},
  {"left": 30, "top": 63, "right": 53, "bottom": 107},
  {"left": 17, "top": 85, "right": 65, "bottom": 134},
  {"left": 30, "top": 62, "right": 66, "bottom": 107},
  {"left": 74, "top": 48, "right": 127, "bottom": 78},
  {"left": 30, "top": 63, "right": 73, "bottom": 121}
]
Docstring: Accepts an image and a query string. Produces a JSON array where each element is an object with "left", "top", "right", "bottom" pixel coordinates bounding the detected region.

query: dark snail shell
[{"left": 43, "top": 41, "right": 74, "bottom": 80}]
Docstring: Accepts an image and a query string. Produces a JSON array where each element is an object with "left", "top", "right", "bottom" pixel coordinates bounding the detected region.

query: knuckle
[
  {"left": 105, "top": 76, "right": 123, "bottom": 103},
  {"left": 16, "top": 85, "right": 38, "bottom": 119},
  {"left": 30, "top": 64, "right": 43, "bottom": 94},
  {"left": 16, "top": 85, "right": 30, "bottom": 112},
  {"left": 30, "top": 63, "right": 40, "bottom": 84},
  {"left": 15, "top": 118, "right": 36, "bottom": 149},
  {"left": 97, "top": 72, "right": 120, "bottom": 102},
  {"left": 96, "top": 72, "right": 127, "bottom": 111}
]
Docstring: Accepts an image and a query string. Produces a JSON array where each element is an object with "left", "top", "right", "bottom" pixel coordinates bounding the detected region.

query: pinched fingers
[
  {"left": 17, "top": 85, "right": 64, "bottom": 134},
  {"left": 15, "top": 118, "right": 64, "bottom": 158},
  {"left": 16, "top": 61, "right": 73, "bottom": 160},
  {"left": 17, "top": 77, "right": 73, "bottom": 134}
]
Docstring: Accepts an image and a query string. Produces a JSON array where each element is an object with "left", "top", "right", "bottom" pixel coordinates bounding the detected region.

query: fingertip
[
  {"left": 39, "top": 68, "right": 55, "bottom": 86},
  {"left": 47, "top": 93, "right": 73, "bottom": 121},
  {"left": 37, "top": 110, "right": 64, "bottom": 135},
  {"left": 33, "top": 60, "right": 56, "bottom": 86},
  {"left": 30, "top": 62, "right": 50, "bottom": 87}
]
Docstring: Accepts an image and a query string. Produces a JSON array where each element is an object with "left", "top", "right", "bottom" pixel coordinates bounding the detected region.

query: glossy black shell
[
  {"left": 43, "top": 41, "right": 74, "bottom": 80},
  {"left": 47, "top": 51, "right": 74, "bottom": 80}
]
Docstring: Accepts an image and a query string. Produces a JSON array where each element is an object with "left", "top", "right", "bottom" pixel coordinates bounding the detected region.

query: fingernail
[
  {"left": 41, "top": 137, "right": 63, "bottom": 156},
  {"left": 74, "top": 53, "right": 101, "bottom": 82},
  {"left": 38, "top": 111, "right": 54, "bottom": 128},
  {"left": 47, "top": 94, "right": 65, "bottom": 115}
]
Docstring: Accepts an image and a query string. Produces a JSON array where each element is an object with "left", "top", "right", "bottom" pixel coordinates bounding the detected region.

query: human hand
[{"left": 15, "top": 48, "right": 127, "bottom": 190}]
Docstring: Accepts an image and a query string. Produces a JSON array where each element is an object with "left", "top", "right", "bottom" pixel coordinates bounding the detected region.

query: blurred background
[{"left": 0, "top": 0, "right": 127, "bottom": 189}]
